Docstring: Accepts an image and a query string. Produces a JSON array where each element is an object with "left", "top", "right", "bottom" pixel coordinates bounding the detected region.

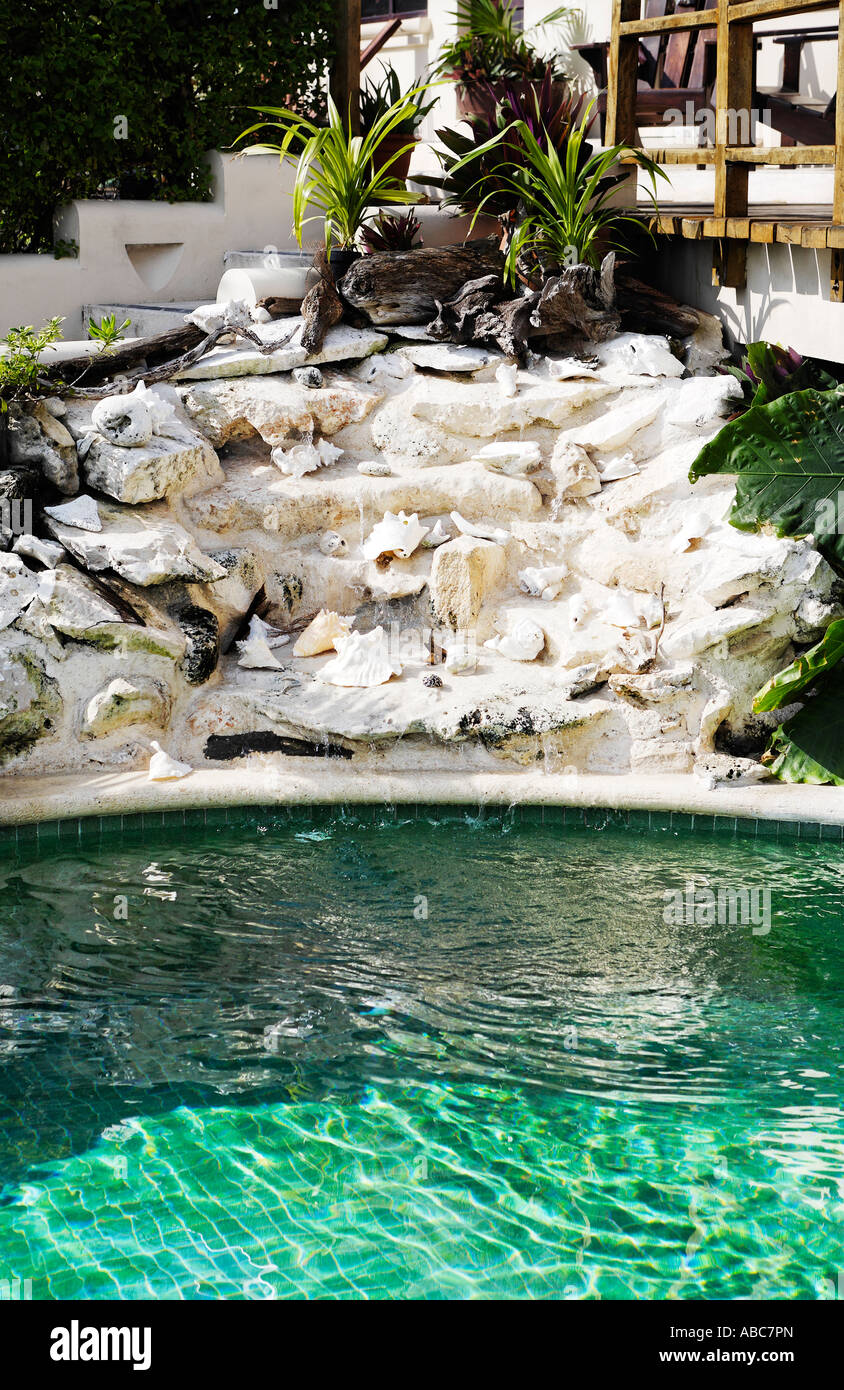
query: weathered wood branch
[
  {"left": 300, "top": 246, "right": 343, "bottom": 355},
  {"left": 45, "top": 323, "right": 205, "bottom": 388},
  {"left": 339, "top": 237, "right": 504, "bottom": 325},
  {"left": 615, "top": 274, "right": 700, "bottom": 337}
]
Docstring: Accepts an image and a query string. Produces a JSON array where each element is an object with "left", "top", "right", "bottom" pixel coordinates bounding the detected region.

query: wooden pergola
[{"left": 606, "top": 0, "right": 844, "bottom": 296}]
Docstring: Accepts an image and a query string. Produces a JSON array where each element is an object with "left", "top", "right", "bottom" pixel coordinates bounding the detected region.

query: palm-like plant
[
  {"left": 436, "top": 0, "right": 578, "bottom": 85},
  {"left": 449, "top": 102, "right": 668, "bottom": 280},
  {"left": 237, "top": 93, "right": 425, "bottom": 252}
]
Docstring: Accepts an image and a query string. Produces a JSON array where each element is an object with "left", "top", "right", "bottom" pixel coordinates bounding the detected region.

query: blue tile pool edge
[{"left": 0, "top": 802, "right": 841, "bottom": 849}]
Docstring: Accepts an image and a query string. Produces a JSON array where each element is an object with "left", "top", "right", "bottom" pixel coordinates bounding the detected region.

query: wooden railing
[{"left": 605, "top": 0, "right": 844, "bottom": 296}]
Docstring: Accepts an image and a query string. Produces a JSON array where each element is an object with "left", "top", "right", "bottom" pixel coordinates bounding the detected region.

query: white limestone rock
[
  {"left": 563, "top": 394, "right": 664, "bottom": 453},
  {"left": 0, "top": 554, "right": 39, "bottom": 631},
  {"left": 411, "top": 376, "right": 613, "bottom": 437},
  {"left": 44, "top": 503, "right": 227, "bottom": 587},
  {"left": 399, "top": 344, "right": 491, "bottom": 374},
  {"left": 12, "top": 534, "right": 66, "bottom": 569},
  {"left": 82, "top": 678, "right": 170, "bottom": 736},
  {"left": 43, "top": 494, "right": 101, "bottom": 532},
  {"left": 549, "top": 441, "right": 601, "bottom": 498},
  {"left": 179, "top": 376, "right": 380, "bottom": 448},
  {"left": 430, "top": 536, "right": 507, "bottom": 630},
  {"left": 174, "top": 320, "right": 388, "bottom": 380},
  {"left": 597, "top": 333, "right": 685, "bottom": 378},
  {"left": 471, "top": 441, "right": 542, "bottom": 476}
]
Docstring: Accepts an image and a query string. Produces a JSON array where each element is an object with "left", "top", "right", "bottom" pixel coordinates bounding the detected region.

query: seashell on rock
[
  {"left": 362, "top": 510, "right": 428, "bottom": 562},
  {"left": 187, "top": 299, "right": 254, "bottom": 336},
  {"left": 357, "top": 460, "right": 392, "bottom": 477},
  {"left": 43, "top": 494, "right": 102, "bottom": 533},
  {"left": 544, "top": 356, "right": 600, "bottom": 381},
  {"left": 604, "top": 588, "right": 663, "bottom": 631},
  {"left": 450, "top": 511, "right": 509, "bottom": 546},
  {"left": 237, "top": 615, "right": 289, "bottom": 669},
  {"left": 319, "top": 626, "right": 402, "bottom": 687},
  {"left": 671, "top": 508, "right": 712, "bottom": 554},
  {"left": 91, "top": 381, "right": 181, "bottom": 448},
  {"left": 147, "top": 740, "right": 193, "bottom": 780},
  {"left": 445, "top": 643, "right": 478, "bottom": 674},
  {"left": 495, "top": 362, "right": 519, "bottom": 397},
  {"left": 518, "top": 564, "right": 568, "bottom": 601},
  {"left": 484, "top": 619, "right": 545, "bottom": 662},
  {"left": 319, "top": 531, "right": 348, "bottom": 557},
  {"left": 293, "top": 609, "right": 353, "bottom": 658},
  {"left": 271, "top": 438, "right": 343, "bottom": 477},
  {"left": 471, "top": 441, "right": 541, "bottom": 476},
  {"left": 568, "top": 595, "right": 590, "bottom": 630},
  {"left": 598, "top": 453, "right": 640, "bottom": 482},
  {"left": 421, "top": 518, "right": 451, "bottom": 548}
]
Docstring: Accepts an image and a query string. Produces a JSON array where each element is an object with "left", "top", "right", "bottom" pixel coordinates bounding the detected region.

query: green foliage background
[{"left": 0, "top": 0, "right": 335, "bottom": 254}]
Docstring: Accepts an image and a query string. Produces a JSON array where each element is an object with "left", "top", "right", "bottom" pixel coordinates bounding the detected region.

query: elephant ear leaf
[
  {"left": 768, "top": 662, "right": 844, "bottom": 785},
  {"left": 689, "top": 387, "right": 844, "bottom": 573},
  {"left": 754, "top": 618, "right": 844, "bottom": 712}
]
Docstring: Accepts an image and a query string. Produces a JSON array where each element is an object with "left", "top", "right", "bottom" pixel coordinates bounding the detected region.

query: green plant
[
  {"left": 689, "top": 378, "right": 844, "bottom": 785},
  {"left": 87, "top": 314, "right": 131, "bottom": 349},
  {"left": 689, "top": 386, "right": 844, "bottom": 574},
  {"left": 1, "top": 1, "right": 336, "bottom": 255},
  {"left": 238, "top": 93, "right": 425, "bottom": 252},
  {"left": 436, "top": 66, "right": 585, "bottom": 219},
  {"left": 436, "top": 0, "right": 579, "bottom": 86},
  {"left": 448, "top": 102, "right": 667, "bottom": 279},
  {"left": 0, "top": 318, "right": 64, "bottom": 410},
  {"left": 721, "top": 342, "right": 837, "bottom": 416},
  {"left": 360, "top": 211, "right": 422, "bottom": 255},
  {"left": 359, "top": 65, "right": 438, "bottom": 137}
]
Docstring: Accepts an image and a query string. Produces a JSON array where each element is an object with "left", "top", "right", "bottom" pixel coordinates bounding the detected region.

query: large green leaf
[
  {"left": 754, "top": 618, "right": 844, "bottom": 712},
  {"left": 689, "top": 386, "right": 844, "bottom": 574},
  {"left": 767, "top": 663, "right": 844, "bottom": 784}
]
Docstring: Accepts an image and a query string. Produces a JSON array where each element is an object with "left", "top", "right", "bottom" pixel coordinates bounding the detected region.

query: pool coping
[{"left": 0, "top": 765, "right": 843, "bottom": 841}]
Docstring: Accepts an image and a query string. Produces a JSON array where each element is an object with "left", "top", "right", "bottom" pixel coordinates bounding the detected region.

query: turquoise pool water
[{"left": 0, "top": 807, "right": 842, "bottom": 1300}]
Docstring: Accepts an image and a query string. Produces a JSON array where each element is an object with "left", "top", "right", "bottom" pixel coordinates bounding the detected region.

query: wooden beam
[
  {"left": 713, "top": 239, "right": 748, "bottom": 287},
  {"left": 831, "top": 247, "right": 844, "bottom": 302},
  {"left": 715, "top": 2, "right": 753, "bottom": 226},
  {"left": 331, "top": 0, "right": 362, "bottom": 134},
  {"left": 620, "top": 11, "right": 716, "bottom": 35},
  {"left": 835, "top": 0, "right": 844, "bottom": 225},
  {"left": 726, "top": 144, "right": 835, "bottom": 164},
  {"left": 621, "top": 148, "right": 718, "bottom": 164},
  {"left": 729, "top": 1, "right": 833, "bottom": 22},
  {"left": 606, "top": 1, "right": 642, "bottom": 149},
  {"left": 360, "top": 17, "right": 401, "bottom": 72}
]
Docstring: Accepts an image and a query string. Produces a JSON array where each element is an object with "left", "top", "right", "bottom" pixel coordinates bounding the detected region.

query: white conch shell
[
  {"left": 422, "top": 518, "right": 451, "bottom": 548},
  {"left": 545, "top": 356, "right": 600, "bottom": 381},
  {"left": 568, "top": 595, "right": 590, "bottom": 630},
  {"left": 604, "top": 588, "right": 663, "bottom": 631},
  {"left": 484, "top": 619, "right": 545, "bottom": 661},
  {"left": 43, "top": 494, "right": 102, "bottom": 533},
  {"left": 187, "top": 298, "right": 254, "bottom": 335},
  {"left": 518, "top": 565, "right": 568, "bottom": 601},
  {"left": 450, "top": 511, "right": 509, "bottom": 546},
  {"left": 91, "top": 381, "right": 181, "bottom": 447},
  {"left": 147, "top": 740, "right": 192, "bottom": 780},
  {"left": 272, "top": 438, "right": 343, "bottom": 477},
  {"left": 550, "top": 441, "right": 601, "bottom": 498},
  {"left": 319, "top": 531, "right": 348, "bottom": 557},
  {"left": 319, "top": 627, "right": 402, "bottom": 687},
  {"left": 598, "top": 453, "right": 639, "bottom": 482},
  {"left": 362, "top": 511, "right": 428, "bottom": 562},
  {"left": 293, "top": 609, "right": 353, "bottom": 657},
  {"left": 471, "top": 441, "right": 541, "bottom": 476},
  {"left": 495, "top": 362, "right": 519, "bottom": 397},
  {"left": 237, "top": 615, "right": 289, "bottom": 668}
]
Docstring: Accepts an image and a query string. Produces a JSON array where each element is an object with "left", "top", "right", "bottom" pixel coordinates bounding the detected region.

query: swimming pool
[{"left": 0, "top": 806, "right": 842, "bottom": 1300}]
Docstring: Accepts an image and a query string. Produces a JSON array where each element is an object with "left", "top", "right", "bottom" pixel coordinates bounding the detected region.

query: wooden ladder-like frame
[{"left": 605, "top": 0, "right": 844, "bottom": 297}]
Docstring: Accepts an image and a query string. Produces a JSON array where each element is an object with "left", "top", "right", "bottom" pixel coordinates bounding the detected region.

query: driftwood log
[
  {"left": 615, "top": 275, "right": 700, "bottom": 338},
  {"left": 44, "top": 323, "right": 206, "bottom": 389},
  {"left": 339, "top": 236, "right": 504, "bottom": 325},
  {"left": 299, "top": 246, "right": 343, "bottom": 355},
  {"left": 429, "top": 254, "right": 621, "bottom": 357}
]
